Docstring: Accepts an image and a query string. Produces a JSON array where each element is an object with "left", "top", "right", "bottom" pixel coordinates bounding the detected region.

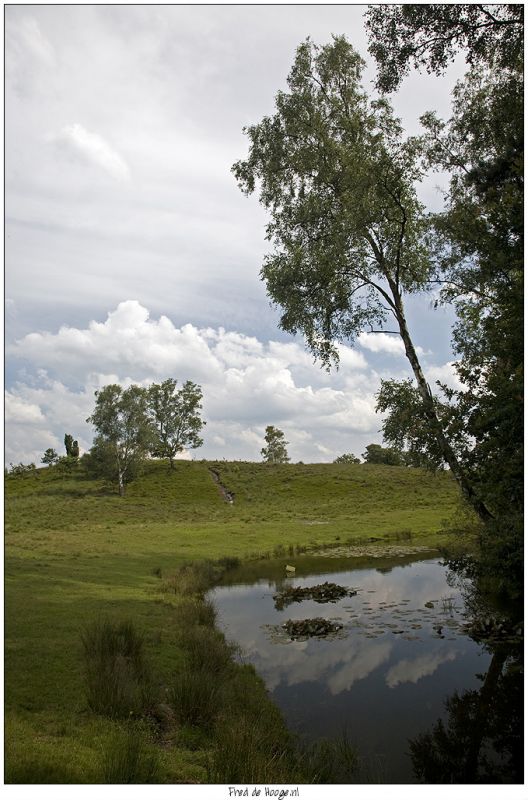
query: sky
[{"left": 5, "top": 4, "right": 466, "bottom": 466}]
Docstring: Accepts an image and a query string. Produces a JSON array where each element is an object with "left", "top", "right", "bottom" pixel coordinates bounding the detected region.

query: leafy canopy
[
  {"left": 233, "top": 36, "right": 431, "bottom": 368},
  {"left": 86, "top": 384, "right": 153, "bottom": 495},
  {"left": 148, "top": 379, "right": 205, "bottom": 468},
  {"left": 261, "top": 426, "right": 290, "bottom": 464}
]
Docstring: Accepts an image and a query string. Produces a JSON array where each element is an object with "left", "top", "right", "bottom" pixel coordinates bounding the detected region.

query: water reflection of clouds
[
  {"left": 249, "top": 634, "right": 393, "bottom": 694},
  {"left": 385, "top": 649, "right": 457, "bottom": 688}
]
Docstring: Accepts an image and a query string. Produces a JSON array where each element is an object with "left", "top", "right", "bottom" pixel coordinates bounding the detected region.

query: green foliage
[
  {"left": 232, "top": 34, "right": 487, "bottom": 522},
  {"left": 261, "top": 425, "right": 290, "bottom": 464},
  {"left": 376, "top": 379, "right": 459, "bottom": 471},
  {"left": 64, "top": 434, "right": 79, "bottom": 459},
  {"left": 365, "top": 4, "right": 523, "bottom": 93},
  {"left": 366, "top": 3, "right": 523, "bottom": 589},
  {"left": 362, "top": 443, "right": 403, "bottom": 467},
  {"left": 233, "top": 36, "right": 430, "bottom": 367},
  {"left": 148, "top": 379, "right": 205, "bottom": 467},
  {"left": 333, "top": 453, "right": 360, "bottom": 464},
  {"left": 55, "top": 455, "right": 79, "bottom": 475},
  {"left": 86, "top": 384, "right": 153, "bottom": 496},
  {"left": 8, "top": 462, "right": 37, "bottom": 477},
  {"left": 41, "top": 448, "right": 59, "bottom": 466}
]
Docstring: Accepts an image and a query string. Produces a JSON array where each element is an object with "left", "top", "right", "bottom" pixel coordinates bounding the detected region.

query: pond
[{"left": 210, "top": 548, "right": 523, "bottom": 783}]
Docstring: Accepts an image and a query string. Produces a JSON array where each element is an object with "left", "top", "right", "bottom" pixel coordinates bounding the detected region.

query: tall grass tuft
[
  {"left": 300, "top": 731, "right": 358, "bottom": 783},
  {"left": 81, "top": 618, "right": 152, "bottom": 719},
  {"left": 163, "top": 560, "right": 220, "bottom": 596},
  {"left": 207, "top": 716, "right": 296, "bottom": 783},
  {"left": 169, "top": 666, "right": 221, "bottom": 728},
  {"left": 173, "top": 597, "right": 216, "bottom": 628},
  {"left": 178, "top": 625, "right": 235, "bottom": 677},
  {"left": 100, "top": 725, "right": 160, "bottom": 784}
]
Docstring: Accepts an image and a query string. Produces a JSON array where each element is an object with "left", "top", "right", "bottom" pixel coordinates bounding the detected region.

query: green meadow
[{"left": 5, "top": 460, "right": 462, "bottom": 783}]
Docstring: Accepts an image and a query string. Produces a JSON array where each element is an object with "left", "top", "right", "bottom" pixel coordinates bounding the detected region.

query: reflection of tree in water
[{"left": 410, "top": 563, "right": 523, "bottom": 783}]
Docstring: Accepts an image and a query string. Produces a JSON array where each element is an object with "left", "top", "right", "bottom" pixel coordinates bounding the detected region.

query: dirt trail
[{"left": 208, "top": 468, "right": 235, "bottom": 504}]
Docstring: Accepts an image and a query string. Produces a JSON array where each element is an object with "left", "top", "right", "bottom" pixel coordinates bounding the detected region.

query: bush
[
  {"left": 8, "top": 462, "right": 37, "bottom": 478},
  {"left": 81, "top": 619, "right": 153, "bottom": 719}
]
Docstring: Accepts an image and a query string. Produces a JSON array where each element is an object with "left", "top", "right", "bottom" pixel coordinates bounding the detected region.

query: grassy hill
[{"left": 5, "top": 459, "right": 461, "bottom": 783}]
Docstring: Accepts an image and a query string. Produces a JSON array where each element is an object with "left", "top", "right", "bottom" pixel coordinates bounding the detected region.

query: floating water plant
[
  {"left": 273, "top": 582, "right": 356, "bottom": 610},
  {"left": 282, "top": 618, "right": 343, "bottom": 639}
]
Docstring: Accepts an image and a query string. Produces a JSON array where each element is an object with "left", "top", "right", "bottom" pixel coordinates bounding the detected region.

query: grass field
[{"left": 5, "top": 459, "right": 463, "bottom": 783}]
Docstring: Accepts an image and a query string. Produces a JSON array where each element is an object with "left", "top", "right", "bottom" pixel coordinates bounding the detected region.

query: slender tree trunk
[
  {"left": 390, "top": 285, "right": 493, "bottom": 523},
  {"left": 462, "top": 649, "right": 506, "bottom": 780},
  {"left": 118, "top": 469, "right": 125, "bottom": 497}
]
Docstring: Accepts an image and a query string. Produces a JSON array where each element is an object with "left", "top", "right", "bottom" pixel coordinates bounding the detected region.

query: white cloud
[
  {"left": 5, "top": 393, "right": 45, "bottom": 425},
  {"left": 56, "top": 123, "right": 131, "bottom": 181},
  {"left": 358, "top": 332, "right": 427, "bottom": 357},
  {"left": 426, "top": 361, "right": 464, "bottom": 392},
  {"left": 7, "top": 301, "right": 384, "bottom": 464}
]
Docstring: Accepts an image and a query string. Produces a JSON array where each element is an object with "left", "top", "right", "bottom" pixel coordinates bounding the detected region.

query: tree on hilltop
[
  {"left": 334, "top": 453, "right": 360, "bottom": 464},
  {"left": 86, "top": 384, "right": 153, "bottom": 496},
  {"left": 148, "top": 379, "right": 205, "bottom": 468},
  {"left": 362, "top": 443, "right": 403, "bottom": 466},
  {"left": 261, "top": 426, "right": 290, "bottom": 464},
  {"left": 64, "top": 434, "right": 79, "bottom": 459},
  {"left": 41, "top": 448, "right": 59, "bottom": 466}
]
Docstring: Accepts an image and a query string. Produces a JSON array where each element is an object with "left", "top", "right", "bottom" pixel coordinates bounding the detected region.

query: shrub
[{"left": 8, "top": 462, "right": 37, "bottom": 478}]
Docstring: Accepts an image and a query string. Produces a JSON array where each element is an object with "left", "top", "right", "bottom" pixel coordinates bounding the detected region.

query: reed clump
[{"left": 81, "top": 618, "right": 153, "bottom": 719}]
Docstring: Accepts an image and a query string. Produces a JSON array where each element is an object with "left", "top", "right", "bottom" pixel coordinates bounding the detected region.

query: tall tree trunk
[
  {"left": 391, "top": 286, "right": 493, "bottom": 523},
  {"left": 118, "top": 469, "right": 125, "bottom": 497}
]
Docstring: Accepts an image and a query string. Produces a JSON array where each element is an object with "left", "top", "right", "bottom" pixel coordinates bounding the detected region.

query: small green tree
[
  {"left": 64, "top": 434, "right": 79, "bottom": 459},
  {"left": 86, "top": 384, "right": 153, "bottom": 496},
  {"left": 147, "top": 379, "right": 205, "bottom": 468},
  {"left": 362, "top": 443, "right": 403, "bottom": 466},
  {"left": 41, "top": 448, "right": 59, "bottom": 466},
  {"left": 261, "top": 426, "right": 290, "bottom": 464},
  {"left": 333, "top": 453, "right": 360, "bottom": 464}
]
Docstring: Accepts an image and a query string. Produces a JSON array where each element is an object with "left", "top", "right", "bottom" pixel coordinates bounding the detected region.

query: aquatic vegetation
[
  {"left": 282, "top": 618, "right": 343, "bottom": 638},
  {"left": 273, "top": 581, "right": 356, "bottom": 610}
]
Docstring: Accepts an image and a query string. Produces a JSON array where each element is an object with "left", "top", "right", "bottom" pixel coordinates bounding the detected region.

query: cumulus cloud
[
  {"left": 358, "top": 332, "right": 427, "bottom": 357},
  {"left": 426, "top": 361, "right": 464, "bottom": 392},
  {"left": 56, "top": 123, "right": 130, "bottom": 181},
  {"left": 5, "top": 393, "right": 45, "bottom": 425},
  {"left": 7, "top": 301, "right": 384, "bottom": 464}
]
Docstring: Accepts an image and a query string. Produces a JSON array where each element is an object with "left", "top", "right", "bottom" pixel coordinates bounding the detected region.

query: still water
[{"left": 210, "top": 550, "right": 521, "bottom": 783}]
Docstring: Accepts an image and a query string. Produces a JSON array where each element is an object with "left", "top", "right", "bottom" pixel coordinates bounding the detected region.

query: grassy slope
[{"left": 5, "top": 460, "right": 461, "bottom": 782}]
